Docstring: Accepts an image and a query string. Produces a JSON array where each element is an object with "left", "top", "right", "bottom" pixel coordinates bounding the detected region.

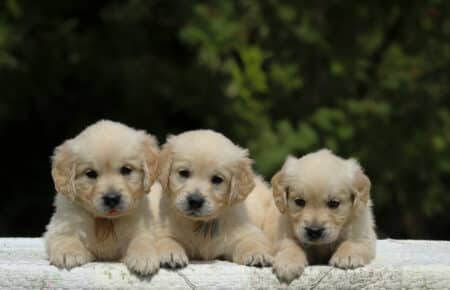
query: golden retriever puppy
[
  {"left": 149, "top": 130, "right": 273, "bottom": 268},
  {"left": 269, "top": 149, "right": 376, "bottom": 283},
  {"left": 44, "top": 120, "right": 160, "bottom": 275}
]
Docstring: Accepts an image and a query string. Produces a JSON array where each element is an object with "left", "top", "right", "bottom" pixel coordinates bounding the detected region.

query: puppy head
[
  {"left": 271, "top": 149, "right": 370, "bottom": 245},
  {"left": 51, "top": 120, "right": 159, "bottom": 218},
  {"left": 158, "top": 130, "right": 255, "bottom": 221}
]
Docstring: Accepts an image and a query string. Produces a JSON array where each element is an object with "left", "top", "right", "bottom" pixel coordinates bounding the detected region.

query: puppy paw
[
  {"left": 160, "top": 250, "right": 189, "bottom": 269},
  {"left": 240, "top": 252, "right": 273, "bottom": 267},
  {"left": 273, "top": 254, "right": 307, "bottom": 284},
  {"left": 123, "top": 250, "right": 159, "bottom": 275},
  {"left": 329, "top": 252, "right": 367, "bottom": 269},
  {"left": 49, "top": 249, "right": 93, "bottom": 269}
]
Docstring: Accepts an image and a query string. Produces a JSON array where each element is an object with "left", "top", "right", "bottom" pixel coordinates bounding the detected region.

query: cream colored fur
[
  {"left": 268, "top": 149, "right": 376, "bottom": 283},
  {"left": 44, "top": 120, "right": 160, "bottom": 275},
  {"left": 150, "top": 130, "right": 273, "bottom": 268}
]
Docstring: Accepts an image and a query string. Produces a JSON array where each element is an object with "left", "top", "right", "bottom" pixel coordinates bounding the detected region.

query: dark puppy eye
[
  {"left": 120, "top": 166, "right": 132, "bottom": 175},
  {"left": 179, "top": 169, "right": 190, "bottom": 178},
  {"left": 211, "top": 175, "right": 223, "bottom": 185},
  {"left": 327, "top": 200, "right": 340, "bottom": 209},
  {"left": 85, "top": 169, "right": 98, "bottom": 179},
  {"left": 294, "top": 198, "right": 306, "bottom": 207}
]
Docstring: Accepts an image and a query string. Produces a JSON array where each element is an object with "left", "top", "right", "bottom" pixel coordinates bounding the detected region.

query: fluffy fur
[
  {"left": 149, "top": 130, "right": 273, "bottom": 268},
  {"left": 268, "top": 149, "right": 376, "bottom": 283},
  {"left": 44, "top": 120, "right": 160, "bottom": 275}
]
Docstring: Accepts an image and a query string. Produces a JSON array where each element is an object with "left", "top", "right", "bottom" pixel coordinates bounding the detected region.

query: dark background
[{"left": 0, "top": 0, "right": 449, "bottom": 239}]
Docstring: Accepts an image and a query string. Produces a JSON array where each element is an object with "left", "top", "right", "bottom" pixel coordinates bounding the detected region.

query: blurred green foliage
[{"left": 0, "top": 0, "right": 449, "bottom": 239}]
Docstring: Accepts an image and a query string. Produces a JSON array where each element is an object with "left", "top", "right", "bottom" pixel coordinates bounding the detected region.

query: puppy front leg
[
  {"left": 156, "top": 237, "right": 189, "bottom": 269},
  {"left": 273, "top": 238, "right": 308, "bottom": 283},
  {"left": 47, "top": 235, "right": 94, "bottom": 269},
  {"left": 123, "top": 234, "right": 159, "bottom": 275},
  {"left": 329, "top": 239, "right": 375, "bottom": 269},
  {"left": 231, "top": 229, "right": 273, "bottom": 267}
]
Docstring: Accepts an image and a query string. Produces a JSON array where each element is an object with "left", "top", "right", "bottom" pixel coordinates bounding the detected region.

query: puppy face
[
  {"left": 272, "top": 149, "right": 370, "bottom": 245},
  {"left": 51, "top": 120, "right": 158, "bottom": 218},
  {"left": 158, "top": 130, "right": 255, "bottom": 221}
]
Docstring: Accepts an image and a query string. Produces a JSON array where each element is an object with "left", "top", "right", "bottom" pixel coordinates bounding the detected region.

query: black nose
[
  {"left": 305, "top": 226, "right": 324, "bottom": 240},
  {"left": 102, "top": 192, "right": 121, "bottom": 208},
  {"left": 187, "top": 193, "right": 205, "bottom": 210}
]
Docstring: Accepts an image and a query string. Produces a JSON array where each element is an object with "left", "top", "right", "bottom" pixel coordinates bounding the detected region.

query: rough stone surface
[{"left": 1, "top": 238, "right": 450, "bottom": 289}]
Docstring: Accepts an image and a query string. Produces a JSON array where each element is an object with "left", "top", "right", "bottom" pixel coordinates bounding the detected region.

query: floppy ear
[
  {"left": 157, "top": 143, "right": 173, "bottom": 192},
  {"left": 228, "top": 158, "right": 255, "bottom": 206},
  {"left": 352, "top": 166, "right": 371, "bottom": 206},
  {"left": 271, "top": 169, "right": 288, "bottom": 213},
  {"left": 51, "top": 142, "right": 77, "bottom": 201},
  {"left": 142, "top": 134, "right": 159, "bottom": 193}
]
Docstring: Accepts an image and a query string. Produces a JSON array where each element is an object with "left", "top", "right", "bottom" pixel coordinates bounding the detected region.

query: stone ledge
[{"left": 1, "top": 238, "right": 449, "bottom": 289}]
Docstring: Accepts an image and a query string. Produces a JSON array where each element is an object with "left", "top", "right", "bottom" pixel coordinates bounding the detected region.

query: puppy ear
[
  {"left": 51, "top": 142, "right": 77, "bottom": 200},
  {"left": 142, "top": 134, "right": 159, "bottom": 193},
  {"left": 271, "top": 156, "right": 296, "bottom": 214},
  {"left": 351, "top": 164, "right": 371, "bottom": 206},
  {"left": 157, "top": 143, "right": 173, "bottom": 192},
  {"left": 271, "top": 170, "right": 287, "bottom": 213},
  {"left": 228, "top": 158, "right": 255, "bottom": 205}
]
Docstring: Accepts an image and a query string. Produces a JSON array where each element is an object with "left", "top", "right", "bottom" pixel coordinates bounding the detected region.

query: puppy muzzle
[
  {"left": 305, "top": 226, "right": 325, "bottom": 240},
  {"left": 186, "top": 193, "right": 205, "bottom": 211},
  {"left": 101, "top": 191, "right": 124, "bottom": 215},
  {"left": 179, "top": 192, "right": 213, "bottom": 218},
  {"left": 300, "top": 225, "right": 332, "bottom": 244}
]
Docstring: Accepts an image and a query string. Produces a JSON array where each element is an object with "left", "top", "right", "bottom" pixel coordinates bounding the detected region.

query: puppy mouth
[
  {"left": 185, "top": 209, "right": 201, "bottom": 216},
  {"left": 183, "top": 209, "right": 210, "bottom": 218},
  {"left": 95, "top": 207, "right": 125, "bottom": 218},
  {"left": 302, "top": 238, "right": 330, "bottom": 245},
  {"left": 106, "top": 209, "right": 121, "bottom": 216},
  {"left": 178, "top": 207, "right": 216, "bottom": 220},
  {"left": 96, "top": 203, "right": 127, "bottom": 218},
  {"left": 301, "top": 234, "right": 337, "bottom": 246}
]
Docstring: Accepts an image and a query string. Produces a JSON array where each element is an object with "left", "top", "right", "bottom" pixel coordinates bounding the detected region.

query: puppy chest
[
  {"left": 83, "top": 220, "right": 130, "bottom": 260},
  {"left": 196, "top": 225, "right": 225, "bottom": 259},
  {"left": 189, "top": 238, "right": 221, "bottom": 260},
  {"left": 85, "top": 235, "right": 124, "bottom": 260},
  {"left": 176, "top": 231, "right": 221, "bottom": 260},
  {"left": 305, "top": 244, "right": 335, "bottom": 264}
]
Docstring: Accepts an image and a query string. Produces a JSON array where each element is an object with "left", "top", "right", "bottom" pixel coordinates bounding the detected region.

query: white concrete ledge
[{"left": 1, "top": 238, "right": 450, "bottom": 289}]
